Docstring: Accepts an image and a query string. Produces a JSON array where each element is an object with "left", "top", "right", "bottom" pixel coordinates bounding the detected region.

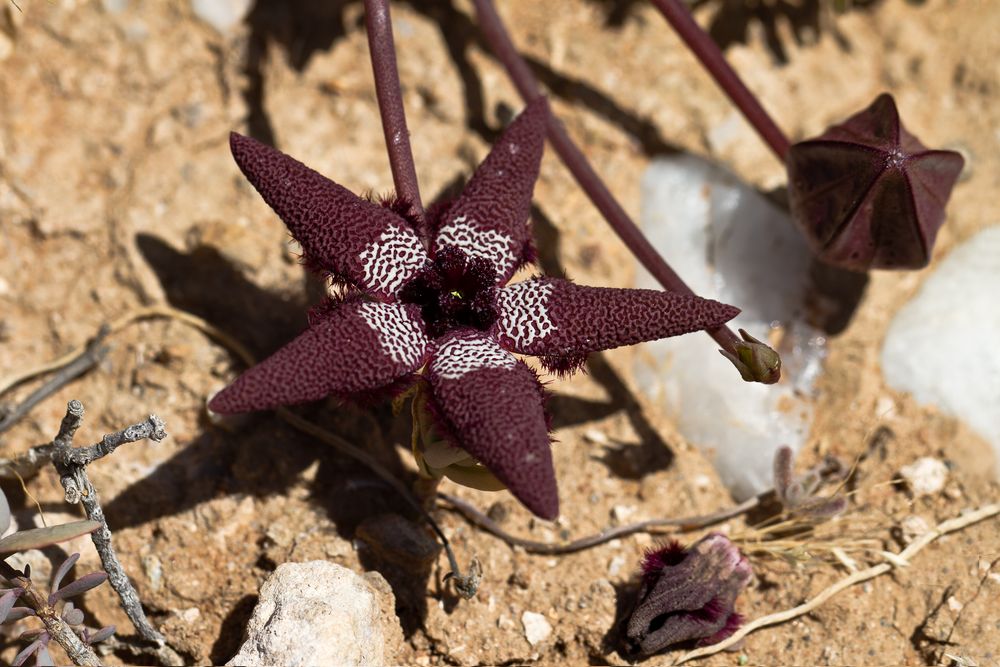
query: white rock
[
  {"left": 635, "top": 155, "right": 825, "bottom": 499},
  {"left": 882, "top": 226, "right": 1000, "bottom": 477},
  {"left": 521, "top": 611, "right": 552, "bottom": 647},
  {"left": 227, "top": 561, "right": 391, "bottom": 667},
  {"left": 899, "top": 457, "right": 949, "bottom": 497},
  {"left": 191, "top": 0, "right": 253, "bottom": 33},
  {"left": 899, "top": 514, "right": 931, "bottom": 544},
  {"left": 607, "top": 555, "right": 627, "bottom": 577}
]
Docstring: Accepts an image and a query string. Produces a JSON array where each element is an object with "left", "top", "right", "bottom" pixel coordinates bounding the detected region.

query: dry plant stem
[
  {"left": 439, "top": 491, "right": 759, "bottom": 554},
  {"left": 0, "top": 561, "right": 99, "bottom": 666},
  {"left": 471, "top": 0, "right": 743, "bottom": 356},
  {"left": 649, "top": 0, "right": 791, "bottom": 160},
  {"left": 364, "top": 0, "right": 425, "bottom": 224},
  {"left": 0, "top": 330, "right": 109, "bottom": 436},
  {"left": 0, "top": 443, "right": 55, "bottom": 480},
  {"left": 49, "top": 400, "right": 182, "bottom": 665},
  {"left": 672, "top": 502, "right": 1000, "bottom": 664}
]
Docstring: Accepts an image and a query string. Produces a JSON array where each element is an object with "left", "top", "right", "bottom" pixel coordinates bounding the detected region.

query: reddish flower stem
[
  {"left": 364, "top": 0, "right": 425, "bottom": 223},
  {"left": 471, "top": 0, "right": 743, "bottom": 356},
  {"left": 649, "top": 0, "right": 791, "bottom": 161}
]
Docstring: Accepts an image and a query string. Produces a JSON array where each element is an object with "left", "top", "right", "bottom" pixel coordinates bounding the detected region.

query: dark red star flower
[
  {"left": 208, "top": 99, "right": 739, "bottom": 519},
  {"left": 786, "top": 93, "right": 965, "bottom": 270}
]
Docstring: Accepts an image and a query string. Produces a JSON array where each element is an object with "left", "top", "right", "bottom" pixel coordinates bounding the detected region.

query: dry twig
[{"left": 47, "top": 400, "right": 183, "bottom": 666}]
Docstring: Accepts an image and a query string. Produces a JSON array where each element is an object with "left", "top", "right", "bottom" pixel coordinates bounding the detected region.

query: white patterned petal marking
[
  {"left": 358, "top": 302, "right": 427, "bottom": 367},
  {"left": 358, "top": 225, "right": 427, "bottom": 297},
  {"left": 432, "top": 336, "right": 516, "bottom": 380},
  {"left": 435, "top": 215, "right": 518, "bottom": 280},
  {"left": 497, "top": 280, "right": 556, "bottom": 348}
]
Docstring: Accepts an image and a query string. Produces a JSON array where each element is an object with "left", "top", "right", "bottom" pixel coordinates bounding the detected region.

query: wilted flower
[
  {"left": 626, "top": 533, "right": 752, "bottom": 655},
  {"left": 209, "top": 99, "right": 740, "bottom": 519},
  {"left": 786, "top": 93, "right": 964, "bottom": 271}
]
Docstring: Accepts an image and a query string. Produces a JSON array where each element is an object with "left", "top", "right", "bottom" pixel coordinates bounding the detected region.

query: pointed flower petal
[
  {"left": 427, "top": 332, "right": 558, "bottom": 519},
  {"left": 434, "top": 99, "right": 548, "bottom": 284},
  {"left": 230, "top": 133, "right": 428, "bottom": 299},
  {"left": 496, "top": 278, "right": 740, "bottom": 369},
  {"left": 209, "top": 301, "right": 429, "bottom": 413}
]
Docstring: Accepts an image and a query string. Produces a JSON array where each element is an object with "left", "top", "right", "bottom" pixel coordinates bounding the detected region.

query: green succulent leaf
[{"left": 0, "top": 520, "right": 101, "bottom": 554}]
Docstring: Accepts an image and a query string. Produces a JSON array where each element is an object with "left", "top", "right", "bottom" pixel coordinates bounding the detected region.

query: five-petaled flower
[{"left": 208, "top": 99, "right": 739, "bottom": 519}]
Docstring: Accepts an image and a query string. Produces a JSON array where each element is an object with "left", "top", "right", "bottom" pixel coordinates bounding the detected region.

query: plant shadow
[{"left": 585, "top": 0, "right": 887, "bottom": 65}]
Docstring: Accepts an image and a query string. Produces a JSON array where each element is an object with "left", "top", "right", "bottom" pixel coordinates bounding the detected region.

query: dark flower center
[{"left": 399, "top": 246, "right": 499, "bottom": 338}]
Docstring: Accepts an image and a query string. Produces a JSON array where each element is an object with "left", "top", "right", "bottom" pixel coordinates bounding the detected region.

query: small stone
[
  {"left": 692, "top": 474, "right": 712, "bottom": 491},
  {"left": 611, "top": 504, "right": 636, "bottom": 524},
  {"left": 521, "top": 611, "right": 552, "bottom": 647},
  {"left": 142, "top": 554, "right": 163, "bottom": 591},
  {"left": 899, "top": 515, "right": 931, "bottom": 544},
  {"left": 227, "top": 561, "right": 400, "bottom": 666},
  {"left": 882, "top": 226, "right": 1000, "bottom": 479},
  {"left": 608, "top": 555, "right": 627, "bottom": 577},
  {"left": 636, "top": 155, "right": 824, "bottom": 499},
  {"left": 875, "top": 395, "right": 897, "bottom": 419},
  {"left": 899, "top": 457, "right": 948, "bottom": 497},
  {"left": 191, "top": 0, "right": 253, "bottom": 33}
]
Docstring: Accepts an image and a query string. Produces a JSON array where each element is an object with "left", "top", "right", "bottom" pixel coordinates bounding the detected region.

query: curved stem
[
  {"left": 649, "top": 0, "right": 791, "bottom": 161},
  {"left": 364, "top": 0, "right": 425, "bottom": 223},
  {"left": 439, "top": 492, "right": 759, "bottom": 555},
  {"left": 471, "top": 0, "right": 743, "bottom": 356}
]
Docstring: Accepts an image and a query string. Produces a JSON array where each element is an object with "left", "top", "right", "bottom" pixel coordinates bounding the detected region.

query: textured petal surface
[
  {"left": 230, "top": 133, "right": 428, "bottom": 299},
  {"left": 433, "top": 99, "right": 548, "bottom": 284},
  {"left": 496, "top": 278, "right": 740, "bottom": 364},
  {"left": 209, "top": 301, "right": 429, "bottom": 413},
  {"left": 427, "top": 331, "right": 558, "bottom": 519}
]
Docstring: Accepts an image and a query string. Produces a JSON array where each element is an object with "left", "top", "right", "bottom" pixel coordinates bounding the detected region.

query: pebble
[
  {"left": 610, "top": 504, "right": 636, "bottom": 524},
  {"left": 521, "top": 611, "right": 552, "bottom": 647},
  {"left": 636, "top": 155, "right": 825, "bottom": 499},
  {"left": 882, "top": 226, "right": 1000, "bottom": 480},
  {"left": 899, "top": 457, "right": 949, "bottom": 497},
  {"left": 608, "top": 555, "right": 627, "bottom": 577},
  {"left": 191, "top": 0, "right": 253, "bottom": 33},
  {"left": 899, "top": 514, "right": 931, "bottom": 544},
  {"left": 226, "top": 561, "right": 396, "bottom": 666}
]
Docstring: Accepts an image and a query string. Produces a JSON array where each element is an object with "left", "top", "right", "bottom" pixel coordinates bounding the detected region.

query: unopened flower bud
[
  {"left": 626, "top": 533, "right": 752, "bottom": 655},
  {"left": 786, "top": 93, "right": 964, "bottom": 270},
  {"left": 720, "top": 329, "right": 781, "bottom": 384}
]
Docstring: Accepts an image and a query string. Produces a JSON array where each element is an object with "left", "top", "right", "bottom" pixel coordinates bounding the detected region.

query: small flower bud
[
  {"left": 626, "top": 533, "right": 752, "bottom": 656},
  {"left": 720, "top": 329, "right": 781, "bottom": 384}
]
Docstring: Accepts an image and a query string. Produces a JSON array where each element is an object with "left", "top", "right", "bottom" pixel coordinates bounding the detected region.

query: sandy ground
[{"left": 1, "top": 0, "right": 998, "bottom": 664}]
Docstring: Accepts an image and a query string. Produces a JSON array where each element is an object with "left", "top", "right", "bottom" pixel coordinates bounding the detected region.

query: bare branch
[
  {"left": 48, "top": 401, "right": 183, "bottom": 665},
  {"left": 0, "top": 334, "right": 108, "bottom": 436}
]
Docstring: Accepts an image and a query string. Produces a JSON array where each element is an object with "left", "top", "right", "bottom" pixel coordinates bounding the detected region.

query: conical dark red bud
[{"left": 786, "top": 93, "right": 964, "bottom": 270}]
